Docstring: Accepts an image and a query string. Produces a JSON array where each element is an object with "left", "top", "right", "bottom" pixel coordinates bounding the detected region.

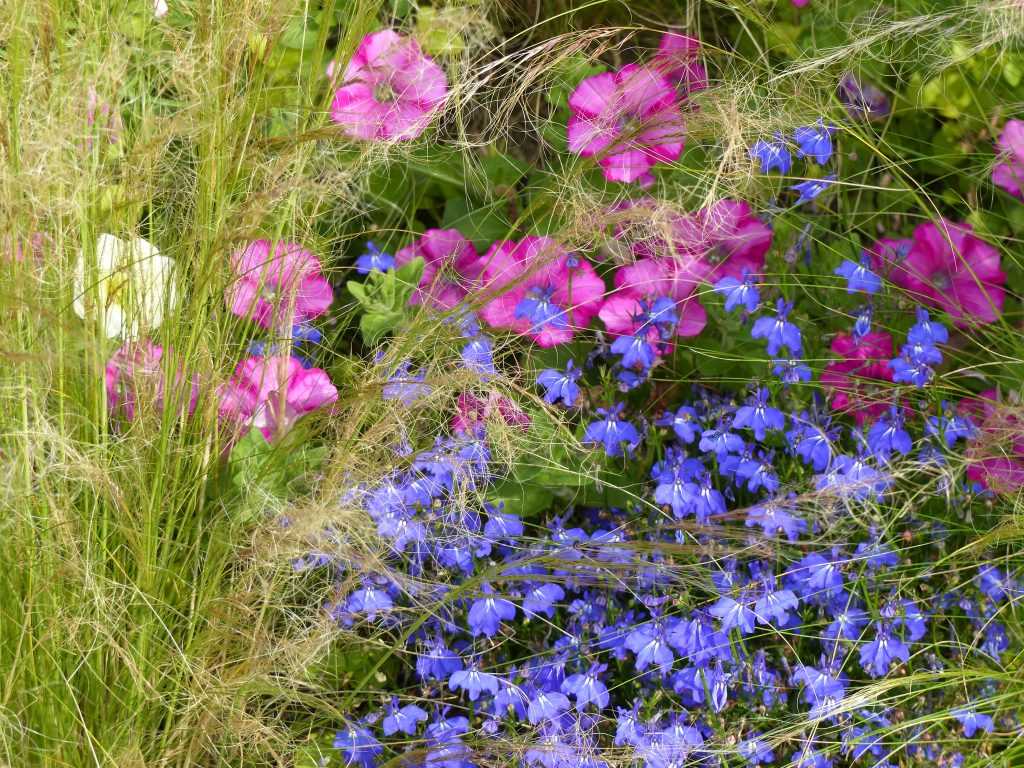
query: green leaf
[
  {"left": 415, "top": 8, "right": 464, "bottom": 56},
  {"left": 442, "top": 197, "right": 512, "bottom": 251},
  {"left": 279, "top": 14, "right": 320, "bottom": 51},
  {"left": 360, "top": 309, "right": 404, "bottom": 345}
]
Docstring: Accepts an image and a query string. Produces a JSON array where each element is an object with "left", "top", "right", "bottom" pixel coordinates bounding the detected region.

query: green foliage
[{"left": 347, "top": 257, "right": 425, "bottom": 344}]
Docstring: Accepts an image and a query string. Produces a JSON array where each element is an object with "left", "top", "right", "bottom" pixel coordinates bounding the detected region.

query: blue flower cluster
[
  {"left": 308, "top": 325, "right": 1015, "bottom": 767},
  {"left": 749, "top": 118, "right": 837, "bottom": 205}
]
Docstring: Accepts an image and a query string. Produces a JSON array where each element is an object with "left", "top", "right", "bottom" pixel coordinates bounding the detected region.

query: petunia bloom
[
  {"left": 958, "top": 389, "right": 1024, "bottom": 493},
  {"left": 478, "top": 237, "right": 605, "bottom": 347},
  {"left": 219, "top": 355, "right": 338, "bottom": 441},
  {"left": 105, "top": 341, "right": 199, "bottom": 421},
  {"left": 870, "top": 220, "right": 1006, "bottom": 325},
  {"left": 820, "top": 331, "right": 895, "bottom": 425},
  {"left": 992, "top": 119, "right": 1024, "bottom": 198},
  {"left": 394, "top": 228, "right": 481, "bottom": 311},
  {"left": 330, "top": 30, "right": 448, "bottom": 141},
  {"left": 650, "top": 32, "right": 707, "bottom": 94},
  {"left": 227, "top": 239, "right": 333, "bottom": 332},
  {"left": 567, "top": 64, "right": 686, "bottom": 185},
  {"left": 74, "top": 234, "right": 177, "bottom": 340}
]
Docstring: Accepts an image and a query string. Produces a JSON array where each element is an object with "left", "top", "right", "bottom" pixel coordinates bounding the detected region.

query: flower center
[
  {"left": 374, "top": 81, "right": 397, "bottom": 103},
  {"left": 931, "top": 271, "right": 952, "bottom": 290}
]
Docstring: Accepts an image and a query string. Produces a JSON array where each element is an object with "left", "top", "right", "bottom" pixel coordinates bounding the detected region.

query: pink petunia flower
[
  {"left": 598, "top": 258, "right": 707, "bottom": 340},
  {"left": 629, "top": 199, "right": 773, "bottom": 283},
  {"left": 105, "top": 341, "right": 199, "bottom": 421},
  {"left": 820, "top": 331, "right": 895, "bottom": 425},
  {"left": 567, "top": 64, "right": 686, "bottom": 186},
  {"left": 219, "top": 355, "right": 338, "bottom": 441},
  {"left": 478, "top": 236, "right": 605, "bottom": 348},
  {"left": 959, "top": 390, "right": 1024, "bottom": 493},
  {"left": 330, "top": 30, "right": 448, "bottom": 142},
  {"left": 992, "top": 119, "right": 1024, "bottom": 198},
  {"left": 452, "top": 392, "right": 530, "bottom": 438},
  {"left": 227, "top": 239, "right": 333, "bottom": 332},
  {"left": 870, "top": 220, "right": 1006, "bottom": 325},
  {"left": 650, "top": 33, "right": 707, "bottom": 94},
  {"left": 394, "top": 228, "right": 482, "bottom": 311}
]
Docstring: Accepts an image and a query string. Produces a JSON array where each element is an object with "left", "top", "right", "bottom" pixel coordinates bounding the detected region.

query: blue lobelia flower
[
  {"left": 866, "top": 407, "right": 912, "bottom": 461},
  {"left": 738, "top": 733, "right": 775, "bottom": 766},
  {"left": 746, "top": 499, "right": 807, "bottom": 542},
  {"left": 522, "top": 583, "right": 566, "bottom": 618},
  {"left": 382, "top": 698, "right": 429, "bottom": 736},
  {"left": 584, "top": 403, "right": 642, "bottom": 458},
  {"left": 752, "top": 299, "right": 803, "bottom": 355},
  {"left": 714, "top": 274, "right": 761, "bottom": 313},
  {"left": 467, "top": 584, "right": 517, "bottom": 637},
  {"left": 790, "top": 744, "right": 834, "bottom": 768},
  {"left": 709, "top": 593, "right": 757, "bottom": 635},
  {"left": 907, "top": 307, "right": 948, "bottom": 346},
  {"left": 835, "top": 256, "right": 882, "bottom": 294},
  {"left": 461, "top": 336, "right": 495, "bottom": 375},
  {"left": 526, "top": 689, "right": 571, "bottom": 724},
  {"left": 416, "top": 637, "right": 464, "bottom": 682},
  {"left": 448, "top": 663, "right": 501, "bottom": 701},
  {"left": 791, "top": 175, "right": 836, "bottom": 205},
  {"left": 355, "top": 241, "right": 394, "bottom": 274},
  {"left": 733, "top": 387, "right": 786, "bottom": 441},
  {"left": 794, "top": 118, "right": 837, "bottom": 164},
  {"left": 773, "top": 358, "right": 812, "bottom": 384},
  {"left": 536, "top": 360, "right": 582, "bottom": 407},
  {"left": 952, "top": 707, "right": 995, "bottom": 737},
  {"left": 657, "top": 405, "right": 700, "bottom": 443},
  {"left": 610, "top": 332, "right": 657, "bottom": 371},
  {"left": 858, "top": 623, "right": 910, "bottom": 677},
  {"left": 792, "top": 664, "right": 847, "bottom": 717},
  {"left": 750, "top": 133, "right": 792, "bottom": 174},
  {"left": 699, "top": 422, "right": 745, "bottom": 458},
  {"left": 853, "top": 304, "right": 873, "bottom": 339},
  {"left": 333, "top": 724, "right": 382, "bottom": 768},
  {"left": 977, "top": 565, "right": 1018, "bottom": 603},
  {"left": 561, "top": 663, "right": 610, "bottom": 710},
  {"left": 753, "top": 581, "right": 800, "bottom": 626}
]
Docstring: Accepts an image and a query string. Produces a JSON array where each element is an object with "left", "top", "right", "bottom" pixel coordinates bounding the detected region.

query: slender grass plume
[{"left": 1, "top": 1, "right": 1023, "bottom": 767}]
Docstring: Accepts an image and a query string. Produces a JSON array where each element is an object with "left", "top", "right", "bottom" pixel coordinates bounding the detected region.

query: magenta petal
[{"left": 600, "top": 150, "right": 655, "bottom": 183}]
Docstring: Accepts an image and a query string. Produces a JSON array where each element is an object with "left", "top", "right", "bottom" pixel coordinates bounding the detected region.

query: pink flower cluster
[
  {"left": 106, "top": 341, "right": 199, "bottom": 422},
  {"left": 478, "top": 236, "right": 605, "bottom": 348},
  {"left": 820, "top": 332, "right": 895, "bottom": 425},
  {"left": 992, "top": 119, "right": 1024, "bottom": 198},
  {"left": 331, "top": 30, "right": 448, "bottom": 142},
  {"left": 395, "top": 229, "right": 482, "bottom": 311},
  {"left": 219, "top": 356, "right": 338, "bottom": 442},
  {"left": 567, "top": 32, "right": 704, "bottom": 186},
  {"left": 959, "top": 390, "right": 1024, "bottom": 493},
  {"left": 870, "top": 219, "right": 1006, "bottom": 325},
  {"left": 107, "top": 239, "right": 339, "bottom": 442},
  {"left": 226, "top": 239, "right": 333, "bottom": 332}
]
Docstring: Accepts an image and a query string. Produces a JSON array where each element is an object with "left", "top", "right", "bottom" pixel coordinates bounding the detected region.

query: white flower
[
  {"left": 73, "top": 234, "right": 177, "bottom": 339},
  {"left": 154, "top": 0, "right": 168, "bottom": 18}
]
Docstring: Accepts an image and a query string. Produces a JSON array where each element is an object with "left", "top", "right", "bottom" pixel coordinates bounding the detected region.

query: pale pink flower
[
  {"left": 820, "top": 331, "right": 895, "bottom": 425},
  {"left": 227, "top": 239, "right": 333, "bottom": 331},
  {"left": 650, "top": 33, "right": 707, "bottom": 94},
  {"left": 870, "top": 220, "right": 1006, "bottom": 325},
  {"left": 959, "top": 390, "right": 1024, "bottom": 493},
  {"left": 330, "top": 30, "right": 448, "bottom": 142},
  {"left": 992, "top": 119, "right": 1024, "bottom": 198},
  {"left": 478, "top": 236, "right": 605, "bottom": 348},
  {"left": 567, "top": 64, "right": 686, "bottom": 186},
  {"left": 105, "top": 341, "right": 198, "bottom": 421},
  {"left": 394, "top": 229, "right": 482, "bottom": 311},
  {"left": 219, "top": 355, "right": 338, "bottom": 441}
]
